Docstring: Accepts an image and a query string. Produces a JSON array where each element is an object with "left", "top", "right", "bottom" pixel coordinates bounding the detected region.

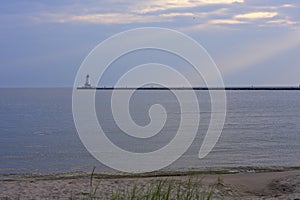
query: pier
[{"left": 77, "top": 86, "right": 300, "bottom": 90}]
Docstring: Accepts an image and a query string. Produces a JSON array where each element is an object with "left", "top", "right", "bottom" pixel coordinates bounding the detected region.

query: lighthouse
[{"left": 84, "top": 74, "right": 91, "bottom": 88}]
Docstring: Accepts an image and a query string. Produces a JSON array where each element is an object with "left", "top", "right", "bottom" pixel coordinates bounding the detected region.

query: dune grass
[
  {"left": 107, "top": 179, "right": 214, "bottom": 200},
  {"left": 87, "top": 168, "right": 214, "bottom": 200}
]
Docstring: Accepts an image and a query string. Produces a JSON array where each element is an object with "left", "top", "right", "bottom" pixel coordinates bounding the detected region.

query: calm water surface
[{"left": 0, "top": 88, "right": 299, "bottom": 174}]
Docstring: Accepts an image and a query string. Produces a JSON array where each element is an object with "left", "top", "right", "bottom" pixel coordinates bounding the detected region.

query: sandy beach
[{"left": 1, "top": 170, "right": 299, "bottom": 199}]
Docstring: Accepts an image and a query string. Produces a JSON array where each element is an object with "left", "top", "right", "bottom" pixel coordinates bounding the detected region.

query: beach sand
[{"left": 0, "top": 170, "right": 299, "bottom": 199}]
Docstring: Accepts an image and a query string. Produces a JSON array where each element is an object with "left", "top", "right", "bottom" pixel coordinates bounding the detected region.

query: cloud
[
  {"left": 160, "top": 8, "right": 228, "bottom": 18},
  {"left": 160, "top": 12, "right": 195, "bottom": 18},
  {"left": 281, "top": 4, "right": 295, "bottom": 8},
  {"left": 28, "top": 6, "right": 229, "bottom": 25},
  {"left": 30, "top": 13, "right": 164, "bottom": 24},
  {"left": 24, "top": 0, "right": 298, "bottom": 30},
  {"left": 70, "top": 13, "right": 163, "bottom": 24},
  {"left": 200, "top": 0, "right": 244, "bottom": 3},
  {"left": 235, "top": 12, "right": 278, "bottom": 20},
  {"left": 132, "top": 0, "right": 244, "bottom": 14},
  {"left": 209, "top": 19, "right": 246, "bottom": 24},
  {"left": 267, "top": 19, "right": 297, "bottom": 25}
]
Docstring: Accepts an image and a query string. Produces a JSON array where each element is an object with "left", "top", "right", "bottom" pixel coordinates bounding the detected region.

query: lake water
[{"left": 0, "top": 88, "right": 299, "bottom": 174}]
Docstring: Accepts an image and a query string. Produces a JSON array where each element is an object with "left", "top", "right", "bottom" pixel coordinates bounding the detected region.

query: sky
[{"left": 0, "top": 0, "right": 300, "bottom": 87}]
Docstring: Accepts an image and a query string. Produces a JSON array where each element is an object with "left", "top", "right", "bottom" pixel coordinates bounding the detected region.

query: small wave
[
  {"left": 32, "top": 131, "right": 54, "bottom": 135},
  {"left": 24, "top": 145, "right": 47, "bottom": 148}
]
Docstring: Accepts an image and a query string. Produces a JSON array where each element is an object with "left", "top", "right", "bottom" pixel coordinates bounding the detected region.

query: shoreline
[
  {"left": 1, "top": 168, "right": 299, "bottom": 199},
  {"left": 1, "top": 166, "right": 300, "bottom": 180}
]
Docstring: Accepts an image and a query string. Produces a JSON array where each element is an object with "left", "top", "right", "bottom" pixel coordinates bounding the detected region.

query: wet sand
[{"left": 0, "top": 170, "right": 299, "bottom": 199}]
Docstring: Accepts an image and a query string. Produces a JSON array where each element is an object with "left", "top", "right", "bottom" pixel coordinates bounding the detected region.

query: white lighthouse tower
[{"left": 84, "top": 74, "right": 91, "bottom": 88}]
